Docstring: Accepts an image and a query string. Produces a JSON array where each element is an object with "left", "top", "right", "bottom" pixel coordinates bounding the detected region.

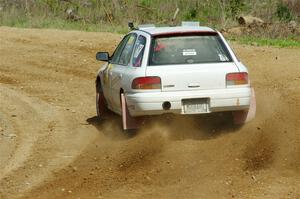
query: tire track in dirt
[
  {"left": 0, "top": 85, "right": 98, "bottom": 198},
  {"left": 0, "top": 86, "right": 43, "bottom": 181},
  {"left": 0, "top": 111, "right": 18, "bottom": 171}
]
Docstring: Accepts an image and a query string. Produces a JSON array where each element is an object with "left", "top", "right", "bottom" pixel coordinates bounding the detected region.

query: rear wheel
[
  {"left": 232, "top": 88, "right": 256, "bottom": 125},
  {"left": 232, "top": 110, "right": 248, "bottom": 125}
]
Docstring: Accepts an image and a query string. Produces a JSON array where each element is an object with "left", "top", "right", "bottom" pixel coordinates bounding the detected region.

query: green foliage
[
  {"left": 276, "top": 2, "right": 293, "bottom": 22},
  {"left": 226, "top": 0, "right": 245, "bottom": 18},
  {"left": 0, "top": 0, "right": 248, "bottom": 26},
  {"left": 45, "top": 0, "right": 60, "bottom": 11},
  {"left": 139, "top": 0, "right": 151, "bottom": 7},
  {"left": 183, "top": 8, "right": 197, "bottom": 20},
  {"left": 230, "top": 36, "right": 300, "bottom": 48},
  {"left": 0, "top": 0, "right": 299, "bottom": 47}
]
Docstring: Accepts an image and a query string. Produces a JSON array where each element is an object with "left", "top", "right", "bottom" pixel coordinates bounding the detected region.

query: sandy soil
[{"left": 0, "top": 27, "right": 299, "bottom": 199}]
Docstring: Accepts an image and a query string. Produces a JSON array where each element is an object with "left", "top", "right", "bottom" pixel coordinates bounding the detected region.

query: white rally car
[{"left": 95, "top": 22, "right": 256, "bottom": 130}]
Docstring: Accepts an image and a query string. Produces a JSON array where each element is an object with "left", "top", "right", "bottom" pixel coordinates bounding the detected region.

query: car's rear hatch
[{"left": 146, "top": 63, "right": 239, "bottom": 91}]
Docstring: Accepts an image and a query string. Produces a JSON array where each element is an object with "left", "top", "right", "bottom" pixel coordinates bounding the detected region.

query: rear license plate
[{"left": 182, "top": 98, "right": 209, "bottom": 114}]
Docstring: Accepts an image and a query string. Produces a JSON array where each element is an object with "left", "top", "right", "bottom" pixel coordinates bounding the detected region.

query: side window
[
  {"left": 132, "top": 35, "right": 146, "bottom": 67},
  {"left": 118, "top": 34, "right": 137, "bottom": 66},
  {"left": 110, "top": 35, "right": 130, "bottom": 64}
]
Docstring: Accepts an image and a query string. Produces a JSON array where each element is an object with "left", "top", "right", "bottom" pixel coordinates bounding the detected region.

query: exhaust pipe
[{"left": 162, "top": 101, "right": 171, "bottom": 110}]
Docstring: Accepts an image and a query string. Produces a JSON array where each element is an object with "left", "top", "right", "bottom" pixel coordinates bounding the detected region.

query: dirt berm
[{"left": 0, "top": 27, "right": 299, "bottom": 199}]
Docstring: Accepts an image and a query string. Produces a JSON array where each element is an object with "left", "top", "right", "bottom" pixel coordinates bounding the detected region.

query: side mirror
[{"left": 96, "top": 52, "right": 109, "bottom": 62}]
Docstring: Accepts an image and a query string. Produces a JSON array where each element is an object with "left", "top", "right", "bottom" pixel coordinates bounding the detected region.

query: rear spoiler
[{"left": 152, "top": 31, "right": 218, "bottom": 37}]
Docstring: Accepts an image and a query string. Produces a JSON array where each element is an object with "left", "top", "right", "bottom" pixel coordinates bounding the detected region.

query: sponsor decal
[{"left": 183, "top": 49, "right": 197, "bottom": 56}]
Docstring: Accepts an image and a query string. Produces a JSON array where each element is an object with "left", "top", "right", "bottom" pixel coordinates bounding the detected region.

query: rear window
[{"left": 149, "top": 33, "right": 232, "bottom": 65}]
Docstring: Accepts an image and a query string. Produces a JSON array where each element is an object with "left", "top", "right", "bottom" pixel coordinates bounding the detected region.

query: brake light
[
  {"left": 132, "top": 77, "right": 161, "bottom": 89},
  {"left": 226, "top": 72, "right": 248, "bottom": 85}
]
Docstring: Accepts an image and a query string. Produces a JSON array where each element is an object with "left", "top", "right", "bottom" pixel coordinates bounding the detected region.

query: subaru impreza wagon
[{"left": 95, "top": 22, "right": 256, "bottom": 130}]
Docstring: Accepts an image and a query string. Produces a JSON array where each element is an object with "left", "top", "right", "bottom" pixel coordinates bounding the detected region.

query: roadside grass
[
  {"left": 230, "top": 36, "right": 300, "bottom": 48},
  {"left": 1, "top": 12, "right": 299, "bottom": 48},
  {"left": 0, "top": 18, "right": 128, "bottom": 34},
  {"left": 0, "top": 13, "right": 128, "bottom": 34}
]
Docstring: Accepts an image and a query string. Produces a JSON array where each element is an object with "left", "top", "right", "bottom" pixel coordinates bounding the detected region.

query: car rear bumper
[{"left": 125, "top": 87, "right": 252, "bottom": 116}]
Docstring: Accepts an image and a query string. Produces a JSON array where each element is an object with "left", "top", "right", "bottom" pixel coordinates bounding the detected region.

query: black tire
[{"left": 96, "top": 91, "right": 108, "bottom": 118}]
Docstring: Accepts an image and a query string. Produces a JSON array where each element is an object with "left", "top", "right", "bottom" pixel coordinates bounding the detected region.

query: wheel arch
[
  {"left": 96, "top": 75, "right": 102, "bottom": 92},
  {"left": 120, "top": 88, "right": 124, "bottom": 95},
  {"left": 119, "top": 88, "right": 125, "bottom": 108}
]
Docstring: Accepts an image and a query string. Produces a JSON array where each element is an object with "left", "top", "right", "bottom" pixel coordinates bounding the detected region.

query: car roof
[{"left": 136, "top": 26, "right": 216, "bottom": 36}]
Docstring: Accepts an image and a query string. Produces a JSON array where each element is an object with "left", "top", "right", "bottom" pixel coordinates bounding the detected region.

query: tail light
[
  {"left": 132, "top": 76, "right": 161, "bottom": 89},
  {"left": 226, "top": 72, "right": 248, "bottom": 86}
]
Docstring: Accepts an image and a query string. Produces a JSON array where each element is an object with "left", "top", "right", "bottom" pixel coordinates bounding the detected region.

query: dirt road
[{"left": 0, "top": 27, "right": 299, "bottom": 199}]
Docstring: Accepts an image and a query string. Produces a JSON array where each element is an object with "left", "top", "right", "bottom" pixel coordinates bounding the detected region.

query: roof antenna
[{"left": 128, "top": 22, "right": 136, "bottom": 30}]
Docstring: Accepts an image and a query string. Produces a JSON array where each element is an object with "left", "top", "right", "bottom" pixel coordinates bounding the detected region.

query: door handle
[{"left": 188, "top": 83, "right": 200, "bottom": 88}]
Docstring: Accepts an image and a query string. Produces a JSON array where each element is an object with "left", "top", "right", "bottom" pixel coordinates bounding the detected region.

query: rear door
[
  {"left": 110, "top": 33, "right": 137, "bottom": 110},
  {"left": 103, "top": 35, "right": 129, "bottom": 108}
]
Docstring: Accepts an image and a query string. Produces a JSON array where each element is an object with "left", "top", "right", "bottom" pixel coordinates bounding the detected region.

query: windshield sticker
[
  {"left": 183, "top": 49, "right": 197, "bottom": 56},
  {"left": 133, "top": 44, "right": 144, "bottom": 58}
]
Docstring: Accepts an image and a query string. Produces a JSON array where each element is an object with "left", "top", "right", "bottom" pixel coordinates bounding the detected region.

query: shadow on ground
[
  {"left": 87, "top": 112, "right": 242, "bottom": 141},
  {"left": 86, "top": 115, "right": 138, "bottom": 140}
]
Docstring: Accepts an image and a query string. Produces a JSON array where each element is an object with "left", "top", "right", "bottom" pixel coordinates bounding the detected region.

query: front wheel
[{"left": 96, "top": 91, "right": 109, "bottom": 118}]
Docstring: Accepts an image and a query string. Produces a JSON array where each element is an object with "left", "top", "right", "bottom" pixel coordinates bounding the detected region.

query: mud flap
[
  {"left": 233, "top": 88, "right": 256, "bottom": 124},
  {"left": 121, "top": 93, "right": 141, "bottom": 130}
]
